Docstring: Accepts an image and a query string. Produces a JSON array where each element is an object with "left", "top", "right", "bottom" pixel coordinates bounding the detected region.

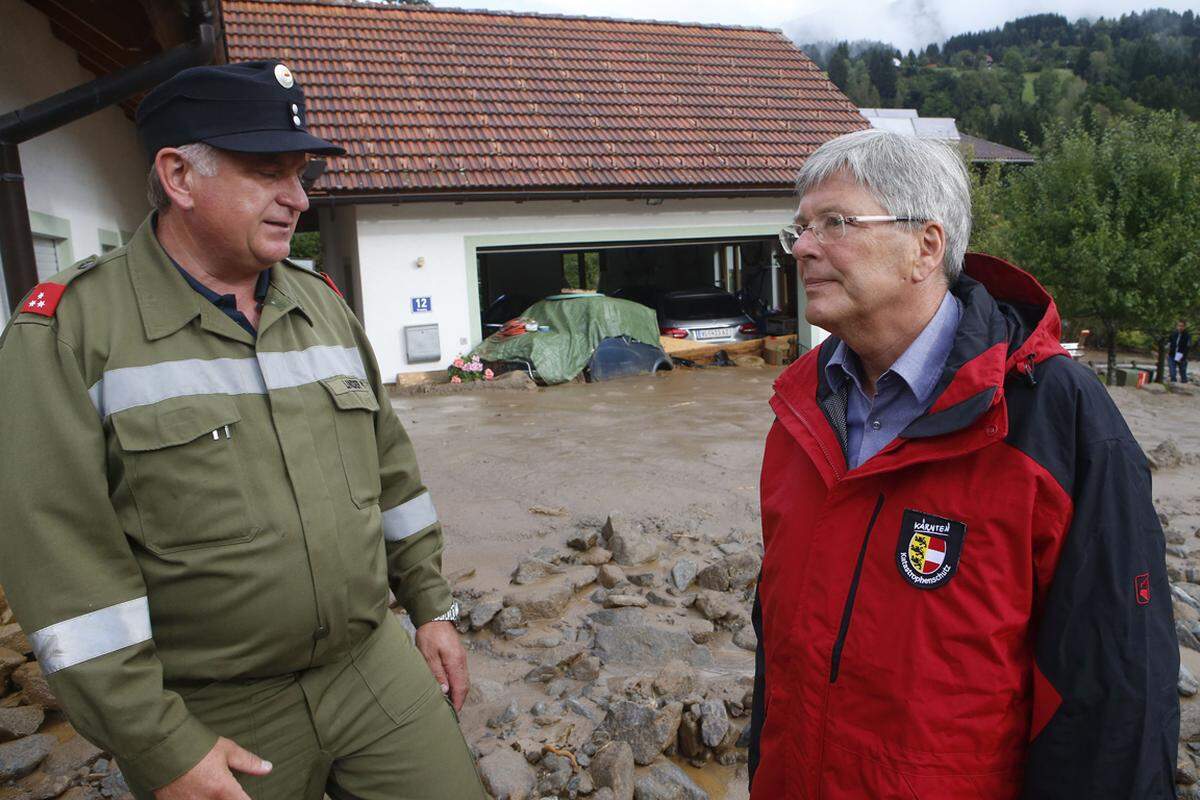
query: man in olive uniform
[{"left": 0, "top": 62, "right": 485, "bottom": 800}]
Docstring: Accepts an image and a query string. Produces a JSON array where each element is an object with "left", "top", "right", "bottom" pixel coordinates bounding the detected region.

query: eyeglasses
[{"left": 778, "top": 213, "right": 928, "bottom": 250}]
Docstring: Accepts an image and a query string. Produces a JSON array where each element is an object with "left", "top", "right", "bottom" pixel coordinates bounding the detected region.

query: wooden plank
[{"left": 660, "top": 336, "right": 765, "bottom": 363}]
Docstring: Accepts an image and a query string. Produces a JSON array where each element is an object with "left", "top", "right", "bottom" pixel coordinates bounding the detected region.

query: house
[
  {"left": 858, "top": 107, "right": 1035, "bottom": 165},
  {"left": 3, "top": 0, "right": 868, "bottom": 375}
]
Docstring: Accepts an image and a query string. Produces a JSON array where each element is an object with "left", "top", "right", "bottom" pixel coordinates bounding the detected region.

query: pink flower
[
  {"left": 452, "top": 358, "right": 465, "bottom": 369},
  {"left": 471, "top": 354, "right": 482, "bottom": 362},
  {"left": 450, "top": 375, "right": 462, "bottom": 384},
  {"left": 469, "top": 361, "right": 482, "bottom": 372},
  {"left": 484, "top": 369, "right": 495, "bottom": 380}
]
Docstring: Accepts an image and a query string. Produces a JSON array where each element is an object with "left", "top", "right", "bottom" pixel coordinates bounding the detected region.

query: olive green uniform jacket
[{"left": 0, "top": 218, "right": 453, "bottom": 789}]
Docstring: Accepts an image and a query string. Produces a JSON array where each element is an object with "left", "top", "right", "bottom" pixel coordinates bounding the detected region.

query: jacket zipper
[
  {"left": 829, "top": 492, "right": 885, "bottom": 684},
  {"left": 777, "top": 393, "right": 843, "bottom": 481}
]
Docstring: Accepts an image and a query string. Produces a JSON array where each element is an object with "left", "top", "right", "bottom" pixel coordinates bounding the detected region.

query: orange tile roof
[{"left": 221, "top": 0, "right": 868, "bottom": 198}]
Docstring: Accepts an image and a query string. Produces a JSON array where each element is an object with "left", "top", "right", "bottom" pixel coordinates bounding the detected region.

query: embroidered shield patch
[{"left": 896, "top": 509, "right": 967, "bottom": 590}]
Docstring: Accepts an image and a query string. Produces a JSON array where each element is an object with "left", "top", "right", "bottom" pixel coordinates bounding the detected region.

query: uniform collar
[{"left": 126, "top": 214, "right": 313, "bottom": 341}]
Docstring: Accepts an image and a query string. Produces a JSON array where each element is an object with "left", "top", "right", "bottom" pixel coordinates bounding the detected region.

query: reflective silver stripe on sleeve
[
  {"left": 258, "top": 346, "right": 367, "bottom": 390},
  {"left": 89, "top": 357, "right": 267, "bottom": 418},
  {"left": 88, "top": 346, "right": 367, "bottom": 418},
  {"left": 382, "top": 492, "right": 438, "bottom": 542},
  {"left": 29, "top": 597, "right": 153, "bottom": 675}
]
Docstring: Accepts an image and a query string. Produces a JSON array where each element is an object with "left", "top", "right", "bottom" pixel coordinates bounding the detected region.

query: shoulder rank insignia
[
  {"left": 317, "top": 271, "right": 344, "bottom": 298},
  {"left": 20, "top": 282, "right": 68, "bottom": 318}
]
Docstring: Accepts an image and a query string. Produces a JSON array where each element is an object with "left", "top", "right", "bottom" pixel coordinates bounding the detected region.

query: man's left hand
[{"left": 414, "top": 620, "right": 470, "bottom": 711}]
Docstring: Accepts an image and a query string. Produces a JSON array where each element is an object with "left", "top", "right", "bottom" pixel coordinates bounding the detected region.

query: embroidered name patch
[{"left": 895, "top": 509, "right": 967, "bottom": 590}]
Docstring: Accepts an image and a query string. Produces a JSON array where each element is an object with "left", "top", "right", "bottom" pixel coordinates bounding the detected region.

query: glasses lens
[
  {"left": 779, "top": 227, "right": 798, "bottom": 251},
  {"left": 820, "top": 214, "right": 845, "bottom": 241}
]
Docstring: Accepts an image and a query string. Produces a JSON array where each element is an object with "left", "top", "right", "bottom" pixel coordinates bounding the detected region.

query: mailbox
[{"left": 404, "top": 324, "right": 441, "bottom": 364}]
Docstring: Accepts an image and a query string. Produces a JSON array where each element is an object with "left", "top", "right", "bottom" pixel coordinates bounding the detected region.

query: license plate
[{"left": 695, "top": 327, "right": 733, "bottom": 340}]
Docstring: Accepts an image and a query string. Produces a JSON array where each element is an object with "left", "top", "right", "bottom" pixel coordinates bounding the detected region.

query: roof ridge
[{"left": 226, "top": 0, "right": 786, "bottom": 35}]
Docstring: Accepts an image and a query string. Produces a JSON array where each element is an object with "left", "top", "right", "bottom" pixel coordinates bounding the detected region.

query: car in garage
[{"left": 614, "top": 286, "right": 761, "bottom": 344}]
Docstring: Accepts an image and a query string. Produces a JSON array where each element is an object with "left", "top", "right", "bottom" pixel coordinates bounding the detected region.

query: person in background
[{"left": 1169, "top": 320, "right": 1190, "bottom": 383}]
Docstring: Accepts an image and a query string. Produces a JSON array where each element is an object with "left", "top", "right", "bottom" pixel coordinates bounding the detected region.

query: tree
[
  {"left": 866, "top": 49, "right": 898, "bottom": 105},
  {"left": 972, "top": 113, "right": 1200, "bottom": 383},
  {"left": 829, "top": 43, "right": 850, "bottom": 90}
]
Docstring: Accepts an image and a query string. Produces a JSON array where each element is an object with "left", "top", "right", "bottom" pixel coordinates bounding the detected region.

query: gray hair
[
  {"left": 795, "top": 129, "right": 972, "bottom": 283},
  {"left": 146, "top": 142, "right": 220, "bottom": 212}
]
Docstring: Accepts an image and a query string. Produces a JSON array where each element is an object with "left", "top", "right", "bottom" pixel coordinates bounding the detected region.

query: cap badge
[{"left": 274, "top": 64, "right": 294, "bottom": 89}]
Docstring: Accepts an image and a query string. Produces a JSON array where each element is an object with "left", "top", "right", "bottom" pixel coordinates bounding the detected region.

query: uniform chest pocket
[
  {"left": 112, "top": 396, "right": 260, "bottom": 554},
  {"left": 320, "top": 376, "right": 382, "bottom": 509}
]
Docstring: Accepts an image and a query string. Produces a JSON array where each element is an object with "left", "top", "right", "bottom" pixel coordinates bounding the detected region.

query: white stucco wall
[
  {"left": 353, "top": 196, "right": 827, "bottom": 380},
  {"left": 0, "top": 1, "right": 148, "bottom": 283}
]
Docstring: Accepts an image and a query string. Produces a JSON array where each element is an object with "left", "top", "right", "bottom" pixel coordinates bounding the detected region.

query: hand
[
  {"left": 414, "top": 619, "right": 470, "bottom": 711},
  {"left": 154, "top": 737, "right": 272, "bottom": 800}
]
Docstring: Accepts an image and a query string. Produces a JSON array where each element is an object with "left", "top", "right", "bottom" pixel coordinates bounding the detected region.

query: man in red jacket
[{"left": 749, "top": 129, "right": 1179, "bottom": 799}]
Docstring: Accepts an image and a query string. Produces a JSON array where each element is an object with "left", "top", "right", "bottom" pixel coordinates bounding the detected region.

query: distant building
[{"left": 858, "top": 108, "right": 1035, "bottom": 165}]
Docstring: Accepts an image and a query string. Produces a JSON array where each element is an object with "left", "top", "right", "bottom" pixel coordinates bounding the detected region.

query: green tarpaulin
[{"left": 472, "top": 294, "right": 661, "bottom": 385}]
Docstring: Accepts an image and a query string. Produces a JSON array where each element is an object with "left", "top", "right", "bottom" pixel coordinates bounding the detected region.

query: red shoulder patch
[
  {"left": 317, "top": 271, "right": 344, "bottom": 298},
  {"left": 20, "top": 283, "right": 67, "bottom": 317}
]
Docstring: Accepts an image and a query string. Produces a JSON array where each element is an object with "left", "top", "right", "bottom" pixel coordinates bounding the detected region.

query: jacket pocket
[
  {"left": 112, "top": 395, "right": 260, "bottom": 554},
  {"left": 320, "top": 376, "right": 382, "bottom": 509}
]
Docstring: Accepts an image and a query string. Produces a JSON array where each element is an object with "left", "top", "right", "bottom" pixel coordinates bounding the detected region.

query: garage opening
[{"left": 476, "top": 236, "right": 796, "bottom": 341}]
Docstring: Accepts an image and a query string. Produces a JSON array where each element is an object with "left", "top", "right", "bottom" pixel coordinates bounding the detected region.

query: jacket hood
[{"left": 775, "top": 253, "right": 1067, "bottom": 446}]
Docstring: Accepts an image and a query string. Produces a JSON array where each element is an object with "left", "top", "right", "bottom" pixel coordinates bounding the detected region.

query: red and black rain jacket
[{"left": 749, "top": 254, "right": 1179, "bottom": 799}]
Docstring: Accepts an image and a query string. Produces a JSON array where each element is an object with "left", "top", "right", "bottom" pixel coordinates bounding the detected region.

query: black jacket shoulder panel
[{"left": 1003, "top": 355, "right": 1139, "bottom": 499}]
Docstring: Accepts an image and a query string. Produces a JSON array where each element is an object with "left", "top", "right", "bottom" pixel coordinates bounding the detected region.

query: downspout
[{"left": 0, "top": 2, "right": 217, "bottom": 313}]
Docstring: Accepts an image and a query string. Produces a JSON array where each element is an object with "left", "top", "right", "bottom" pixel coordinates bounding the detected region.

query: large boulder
[
  {"left": 503, "top": 579, "right": 572, "bottom": 620},
  {"left": 0, "top": 734, "right": 56, "bottom": 781},
  {"left": 604, "top": 515, "right": 659, "bottom": 566},
  {"left": 603, "top": 700, "right": 683, "bottom": 765},
  {"left": 696, "top": 551, "right": 761, "bottom": 592},
  {"left": 593, "top": 625, "right": 713, "bottom": 669},
  {"left": 0, "top": 647, "right": 24, "bottom": 686},
  {"left": 0, "top": 624, "right": 30, "bottom": 656},
  {"left": 0, "top": 707, "right": 43, "bottom": 742},
  {"left": 13, "top": 661, "right": 59, "bottom": 710},
  {"left": 477, "top": 747, "right": 537, "bottom": 800},
  {"left": 590, "top": 741, "right": 635, "bottom": 800},
  {"left": 511, "top": 556, "right": 564, "bottom": 585}
]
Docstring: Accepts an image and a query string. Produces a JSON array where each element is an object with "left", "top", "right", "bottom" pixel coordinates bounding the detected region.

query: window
[
  {"left": 561, "top": 251, "right": 601, "bottom": 290},
  {"left": 33, "top": 235, "right": 62, "bottom": 280}
]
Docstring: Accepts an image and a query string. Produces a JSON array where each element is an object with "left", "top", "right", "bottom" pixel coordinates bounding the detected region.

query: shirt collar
[{"left": 823, "top": 290, "right": 962, "bottom": 405}]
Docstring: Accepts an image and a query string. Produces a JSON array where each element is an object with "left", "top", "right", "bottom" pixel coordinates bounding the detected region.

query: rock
[
  {"left": 581, "top": 547, "right": 614, "bottom": 566},
  {"left": 696, "top": 552, "right": 761, "bottom": 592},
  {"left": 568, "top": 566, "right": 601, "bottom": 593},
  {"left": 627, "top": 572, "right": 657, "bottom": 588},
  {"left": 1179, "top": 621, "right": 1200, "bottom": 652},
  {"left": 588, "top": 608, "right": 647, "bottom": 627},
  {"left": 1180, "top": 745, "right": 1199, "bottom": 785},
  {"left": 678, "top": 708, "right": 706, "bottom": 760},
  {"left": 590, "top": 741, "right": 635, "bottom": 800},
  {"left": 13, "top": 662, "right": 58, "bottom": 710},
  {"left": 605, "top": 516, "right": 659, "bottom": 566},
  {"left": 670, "top": 560, "right": 697, "bottom": 591},
  {"left": 58, "top": 788, "right": 104, "bottom": 800},
  {"left": 492, "top": 606, "right": 526, "bottom": 634},
  {"left": 0, "top": 733, "right": 55, "bottom": 781},
  {"left": 633, "top": 760, "right": 709, "bottom": 800},
  {"left": 0, "top": 647, "right": 24, "bottom": 685},
  {"left": 0, "top": 706, "right": 43, "bottom": 742},
  {"left": 1147, "top": 439, "right": 1183, "bottom": 471},
  {"left": 599, "top": 564, "right": 627, "bottom": 589},
  {"left": 732, "top": 626, "right": 758, "bottom": 651},
  {"left": 468, "top": 678, "right": 507, "bottom": 707},
  {"left": 42, "top": 734, "right": 102, "bottom": 777},
  {"left": 0, "top": 623, "right": 30, "bottom": 656},
  {"left": 470, "top": 601, "right": 503, "bottom": 630},
  {"left": 569, "top": 531, "right": 599, "bottom": 551},
  {"left": 574, "top": 769, "right": 596, "bottom": 795},
  {"left": 478, "top": 746, "right": 538, "bottom": 800},
  {"left": 512, "top": 556, "right": 564, "bottom": 585},
  {"left": 698, "top": 699, "right": 730, "bottom": 748},
  {"left": 593, "top": 625, "right": 713, "bottom": 668},
  {"left": 594, "top": 789, "right": 617, "bottom": 800},
  {"left": 488, "top": 699, "right": 521, "bottom": 729},
  {"left": 570, "top": 655, "right": 602, "bottom": 682},
  {"left": 0, "top": 585, "right": 6, "bottom": 617},
  {"left": 99, "top": 764, "right": 130, "bottom": 797},
  {"left": 1183, "top": 664, "right": 1200, "bottom": 698},
  {"left": 539, "top": 753, "right": 574, "bottom": 794},
  {"left": 503, "top": 580, "right": 572, "bottom": 620},
  {"left": 605, "top": 594, "right": 649, "bottom": 609},
  {"left": 653, "top": 660, "right": 697, "bottom": 699},
  {"left": 647, "top": 591, "right": 675, "bottom": 607},
  {"left": 602, "top": 700, "right": 682, "bottom": 765},
  {"left": 693, "top": 590, "right": 743, "bottom": 622}
]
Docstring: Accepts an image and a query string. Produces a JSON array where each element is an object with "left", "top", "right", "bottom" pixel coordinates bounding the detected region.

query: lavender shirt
[{"left": 825, "top": 291, "right": 962, "bottom": 469}]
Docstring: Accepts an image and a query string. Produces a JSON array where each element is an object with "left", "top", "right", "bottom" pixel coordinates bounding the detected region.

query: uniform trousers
[{"left": 129, "top": 613, "right": 485, "bottom": 799}]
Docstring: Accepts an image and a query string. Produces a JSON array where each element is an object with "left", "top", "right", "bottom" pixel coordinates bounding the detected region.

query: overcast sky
[{"left": 437, "top": 0, "right": 1198, "bottom": 52}]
